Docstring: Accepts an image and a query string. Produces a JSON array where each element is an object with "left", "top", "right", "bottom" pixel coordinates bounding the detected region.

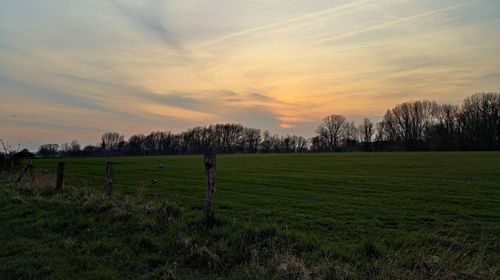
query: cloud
[
  {"left": 141, "top": 91, "right": 284, "bottom": 111},
  {"left": 0, "top": 115, "right": 100, "bottom": 133},
  {"left": 193, "top": 0, "right": 375, "bottom": 48},
  {"left": 478, "top": 71, "right": 500, "bottom": 82},
  {"left": 292, "top": 0, "right": 477, "bottom": 50},
  {"left": 221, "top": 106, "right": 282, "bottom": 132},
  {"left": 247, "top": 93, "right": 275, "bottom": 101},
  {"left": 0, "top": 74, "right": 106, "bottom": 112},
  {"left": 1, "top": 0, "right": 500, "bottom": 146},
  {"left": 110, "top": 0, "right": 182, "bottom": 48},
  {"left": 142, "top": 92, "right": 203, "bottom": 109}
]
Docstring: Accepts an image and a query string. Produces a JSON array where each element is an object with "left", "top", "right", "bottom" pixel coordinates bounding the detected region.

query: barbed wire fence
[{"left": 13, "top": 156, "right": 218, "bottom": 225}]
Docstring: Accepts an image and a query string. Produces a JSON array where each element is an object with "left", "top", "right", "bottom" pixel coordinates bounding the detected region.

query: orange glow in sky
[{"left": 1, "top": 0, "right": 499, "bottom": 148}]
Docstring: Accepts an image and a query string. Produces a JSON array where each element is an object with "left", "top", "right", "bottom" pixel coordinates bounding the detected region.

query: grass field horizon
[
  {"left": 2, "top": 152, "right": 499, "bottom": 278},
  {"left": 31, "top": 152, "right": 500, "bottom": 243},
  {"left": 3, "top": 1, "right": 500, "bottom": 278}
]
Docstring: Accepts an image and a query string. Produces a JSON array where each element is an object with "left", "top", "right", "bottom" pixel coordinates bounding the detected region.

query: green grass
[{"left": 1, "top": 152, "right": 499, "bottom": 279}]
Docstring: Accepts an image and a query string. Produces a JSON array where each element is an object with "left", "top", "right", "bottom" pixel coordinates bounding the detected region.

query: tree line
[{"left": 35, "top": 92, "right": 499, "bottom": 157}]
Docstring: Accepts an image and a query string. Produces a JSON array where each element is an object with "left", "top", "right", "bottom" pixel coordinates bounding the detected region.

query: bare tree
[
  {"left": 458, "top": 92, "right": 500, "bottom": 150},
  {"left": 127, "top": 134, "right": 145, "bottom": 155},
  {"left": 101, "top": 132, "right": 125, "bottom": 151},
  {"left": 382, "top": 100, "right": 435, "bottom": 150},
  {"left": 259, "top": 130, "right": 272, "bottom": 153},
  {"left": 296, "top": 136, "right": 308, "bottom": 152},
  {"left": 16, "top": 93, "right": 500, "bottom": 157},
  {"left": 431, "top": 104, "right": 459, "bottom": 150},
  {"left": 1, "top": 139, "right": 21, "bottom": 172},
  {"left": 61, "top": 142, "right": 72, "bottom": 154},
  {"left": 38, "top": 143, "right": 59, "bottom": 158},
  {"left": 374, "top": 121, "right": 385, "bottom": 142},
  {"left": 316, "top": 114, "right": 347, "bottom": 152},
  {"left": 343, "top": 121, "right": 358, "bottom": 151},
  {"left": 70, "top": 140, "right": 81, "bottom": 154},
  {"left": 242, "top": 128, "right": 261, "bottom": 153},
  {"left": 359, "top": 118, "right": 374, "bottom": 151}
]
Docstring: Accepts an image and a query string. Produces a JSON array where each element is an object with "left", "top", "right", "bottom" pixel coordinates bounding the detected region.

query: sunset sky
[{"left": 1, "top": 0, "right": 500, "bottom": 149}]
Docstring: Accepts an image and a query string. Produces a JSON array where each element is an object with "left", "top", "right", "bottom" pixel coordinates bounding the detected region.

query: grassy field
[{"left": 1, "top": 152, "right": 499, "bottom": 279}]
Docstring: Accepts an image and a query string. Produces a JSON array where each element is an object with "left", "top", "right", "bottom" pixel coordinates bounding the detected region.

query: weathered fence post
[
  {"left": 203, "top": 153, "right": 216, "bottom": 226},
  {"left": 56, "top": 162, "right": 65, "bottom": 190},
  {"left": 104, "top": 162, "right": 113, "bottom": 198}
]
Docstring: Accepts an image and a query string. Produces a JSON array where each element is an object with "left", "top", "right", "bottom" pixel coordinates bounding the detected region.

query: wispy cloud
[
  {"left": 1, "top": 0, "right": 499, "bottom": 148},
  {"left": 141, "top": 92, "right": 203, "bottom": 109},
  {"left": 297, "top": 0, "right": 478, "bottom": 49},
  {"left": 247, "top": 93, "right": 275, "bottom": 102},
  {"left": 193, "top": 0, "right": 375, "bottom": 48},
  {"left": 110, "top": 0, "right": 182, "bottom": 48}
]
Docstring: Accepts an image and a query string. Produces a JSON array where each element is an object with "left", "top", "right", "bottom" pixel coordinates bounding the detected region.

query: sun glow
[{"left": 1, "top": 0, "right": 499, "bottom": 147}]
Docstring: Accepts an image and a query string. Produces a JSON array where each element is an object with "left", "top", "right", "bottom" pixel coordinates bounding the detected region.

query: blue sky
[{"left": 1, "top": 0, "right": 499, "bottom": 149}]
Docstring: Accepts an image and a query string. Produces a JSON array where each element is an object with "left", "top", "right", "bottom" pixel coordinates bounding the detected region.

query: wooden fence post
[
  {"left": 203, "top": 153, "right": 216, "bottom": 226},
  {"left": 56, "top": 162, "right": 65, "bottom": 190},
  {"left": 104, "top": 162, "right": 113, "bottom": 198}
]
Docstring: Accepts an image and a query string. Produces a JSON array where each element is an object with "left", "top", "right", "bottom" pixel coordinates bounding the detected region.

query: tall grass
[{"left": 1, "top": 173, "right": 497, "bottom": 279}]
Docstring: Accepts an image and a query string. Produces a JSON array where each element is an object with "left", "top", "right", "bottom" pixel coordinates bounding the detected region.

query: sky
[{"left": 1, "top": 0, "right": 500, "bottom": 149}]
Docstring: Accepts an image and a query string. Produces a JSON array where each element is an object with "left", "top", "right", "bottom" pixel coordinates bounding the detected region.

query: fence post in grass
[
  {"left": 104, "top": 162, "right": 113, "bottom": 198},
  {"left": 56, "top": 162, "right": 65, "bottom": 190},
  {"left": 203, "top": 152, "right": 216, "bottom": 226}
]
